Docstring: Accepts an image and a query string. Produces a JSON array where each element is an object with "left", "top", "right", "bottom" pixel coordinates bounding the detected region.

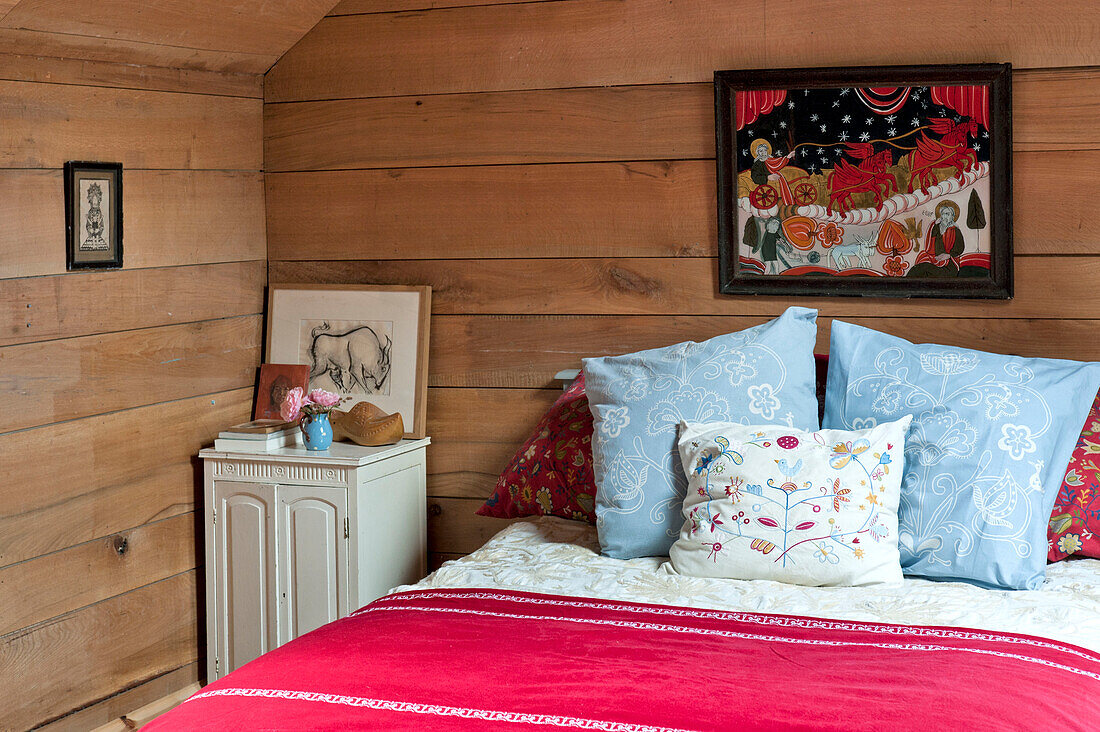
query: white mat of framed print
[{"left": 267, "top": 285, "right": 431, "bottom": 439}]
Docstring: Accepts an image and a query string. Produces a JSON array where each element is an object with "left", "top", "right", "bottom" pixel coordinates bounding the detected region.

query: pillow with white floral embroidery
[
  {"left": 669, "top": 418, "right": 910, "bottom": 587},
  {"left": 584, "top": 306, "right": 820, "bottom": 560},
  {"left": 824, "top": 320, "right": 1100, "bottom": 590}
]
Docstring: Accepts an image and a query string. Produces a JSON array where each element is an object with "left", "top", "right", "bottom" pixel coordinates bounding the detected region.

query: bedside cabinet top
[{"left": 200, "top": 437, "right": 430, "bottom": 467}]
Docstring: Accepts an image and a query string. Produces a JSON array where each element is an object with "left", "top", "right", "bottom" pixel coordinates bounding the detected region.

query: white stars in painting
[
  {"left": 788, "top": 100, "right": 796, "bottom": 109},
  {"left": 771, "top": 130, "right": 779, "bottom": 137},
  {"left": 779, "top": 120, "right": 787, "bottom": 129},
  {"left": 801, "top": 148, "right": 809, "bottom": 157},
  {"left": 885, "top": 114, "right": 897, "bottom": 123},
  {"left": 742, "top": 149, "right": 749, "bottom": 156},
  {"left": 832, "top": 100, "right": 840, "bottom": 107},
  {"left": 839, "top": 131, "right": 849, "bottom": 141},
  {"left": 865, "top": 118, "right": 873, "bottom": 125},
  {"left": 840, "top": 88, "right": 851, "bottom": 95},
  {"left": 973, "top": 143, "right": 981, "bottom": 152},
  {"left": 834, "top": 148, "right": 843, "bottom": 156},
  {"left": 810, "top": 113, "right": 819, "bottom": 121},
  {"left": 841, "top": 114, "right": 851, "bottom": 123},
  {"left": 808, "top": 163, "right": 817, "bottom": 174},
  {"left": 912, "top": 118, "right": 921, "bottom": 127},
  {"left": 887, "top": 127, "right": 896, "bottom": 136},
  {"left": 859, "top": 131, "right": 870, "bottom": 141},
  {"left": 820, "top": 124, "right": 827, "bottom": 133}
]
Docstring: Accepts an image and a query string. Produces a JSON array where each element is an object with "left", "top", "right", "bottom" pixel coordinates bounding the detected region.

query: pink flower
[
  {"left": 306, "top": 389, "right": 342, "bottom": 408},
  {"left": 280, "top": 387, "right": 305, "bottom": 422}
]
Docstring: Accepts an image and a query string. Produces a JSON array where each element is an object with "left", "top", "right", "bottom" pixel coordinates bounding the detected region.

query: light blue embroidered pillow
[
  {"left": 823, "top": 321, "right": 1100, "bottom": 590},
  {"left": 583, "top": 307, "right": 820, "bottom": 559}
]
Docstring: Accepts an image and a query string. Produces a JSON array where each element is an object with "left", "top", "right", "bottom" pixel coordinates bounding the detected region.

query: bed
[
  {"left": 150, "top": 314, "right": 1100, "bottom": 729},
  {"left": 148, "top": 517, "right": 1100, "bottom": 730}
]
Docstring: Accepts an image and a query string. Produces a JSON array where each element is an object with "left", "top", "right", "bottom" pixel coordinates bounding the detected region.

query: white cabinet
[{"left": 201, "top": 438, "right": 430, "bottom": 681}]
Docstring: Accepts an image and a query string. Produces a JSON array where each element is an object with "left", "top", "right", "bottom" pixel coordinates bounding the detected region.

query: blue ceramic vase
[{"left": 301, "top": 412, "right": 333, "bottom": 451}]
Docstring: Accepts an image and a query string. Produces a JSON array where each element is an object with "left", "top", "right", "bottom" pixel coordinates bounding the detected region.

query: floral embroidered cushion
[
  {"left": 823, "top": 321, "right": 1100, "bottom": 590},
  {"left": 670, "top": 418, "right": 910, "bottom": 587},
  {"left": 583, "top": 307, "right": 820, "bottom": 559},
  {"left": 1048, "top": 387, "right": 1100, "bottom": 561},
  {"left": 477, "top": 374, "right": 597, "bottom": 523}
]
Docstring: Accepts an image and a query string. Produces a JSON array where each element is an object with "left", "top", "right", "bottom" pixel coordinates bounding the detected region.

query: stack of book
[{"left": 214, "top": 420, "right": 301, "bottom": 452}]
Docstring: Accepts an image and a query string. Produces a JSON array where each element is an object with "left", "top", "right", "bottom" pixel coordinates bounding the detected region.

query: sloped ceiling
[{"left": 0, "top": 0, "right": 340, "bottom": 75}]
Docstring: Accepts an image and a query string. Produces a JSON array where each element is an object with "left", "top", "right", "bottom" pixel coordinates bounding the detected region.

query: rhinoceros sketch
[{"left": 308, "top": 322, "right": 392, "bottom": 394}]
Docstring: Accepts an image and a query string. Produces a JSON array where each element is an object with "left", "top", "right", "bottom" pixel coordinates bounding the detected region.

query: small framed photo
[
  {"left": 267, "top": 285, "right": 431, "bottom": 439},
  {"left": 65, "top": 161, "right": 123, "bottom": 270},
  {"left": 254, "top": 363, "right": 311, "bottom": 420},
  {"left": 715, "top": 63, "right": 1012, "bottom": 299}
]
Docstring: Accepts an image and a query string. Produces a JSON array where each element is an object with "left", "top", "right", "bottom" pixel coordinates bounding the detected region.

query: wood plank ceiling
[{"left": 0, "top": 0, "right": 338, "bottom": 74}]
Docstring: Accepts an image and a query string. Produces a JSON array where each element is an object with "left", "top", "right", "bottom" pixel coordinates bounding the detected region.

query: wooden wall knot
[
  {"left": 602, "top": 264, "right": 661, "bottom": 298},
  {"left": 112, "top": 535, "right": 129, "bottom": 556},
  {"left": 622, "top": 161, "right": 673, "bottom": 180},
  {"left": 428, "top": 503, "right": 443, "bottom": 517},
  {"left": 674, "top": 242, "right": 707, "bottom": 257}
]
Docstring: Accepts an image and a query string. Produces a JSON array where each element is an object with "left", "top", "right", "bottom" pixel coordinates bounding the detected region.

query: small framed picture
[
  {"left": 266, "top": 284, "right": 431, "bottom": 439},
  {"left": 65, "top": 161, "right": 123, "bottom": 270},
  {"left": 254, "top": 363, "right": 311, "bottom": 420}
]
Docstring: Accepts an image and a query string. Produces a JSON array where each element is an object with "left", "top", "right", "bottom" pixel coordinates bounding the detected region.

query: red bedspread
[{"left": 148, "top": 589, "right": 1100, "bottom": 731}]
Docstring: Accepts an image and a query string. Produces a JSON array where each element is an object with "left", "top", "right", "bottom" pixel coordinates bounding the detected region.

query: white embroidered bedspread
[{"left": 401, "top": 516, "right": 1100, "bottom": 653}]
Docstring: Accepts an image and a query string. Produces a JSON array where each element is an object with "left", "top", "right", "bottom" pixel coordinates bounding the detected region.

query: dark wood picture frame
[
  {"left": 715, "top": 63, "right": 1012, "bottom": 299},
  {"left": 64, "top": 161, "right": 123, "bottom": 270}
]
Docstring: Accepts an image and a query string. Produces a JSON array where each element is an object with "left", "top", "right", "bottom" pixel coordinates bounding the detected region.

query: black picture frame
[
  {"left": 65, "top": 161, "right": 123, "bottom": 271},
  {"left": 715, "top": 63, "right": 1012, "bottom": 299}
]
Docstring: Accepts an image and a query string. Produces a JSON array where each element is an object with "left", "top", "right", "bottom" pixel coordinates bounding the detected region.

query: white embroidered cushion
[{"left": 669, "top": 418, "right": 911, "bottom": 587}]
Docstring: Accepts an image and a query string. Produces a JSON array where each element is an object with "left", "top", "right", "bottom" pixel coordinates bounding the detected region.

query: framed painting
[
  {"left": 266, "top": 285, "right": 431, "bottom": 439},
  {"left": 253, "top": 363, "right": 311, "bottom": 420},
  {"left": 715, "top": 63, "right": 1012, "bottom": 298},
  {"left": 65, "top": 161, "right": 123, "bottom": 270}
]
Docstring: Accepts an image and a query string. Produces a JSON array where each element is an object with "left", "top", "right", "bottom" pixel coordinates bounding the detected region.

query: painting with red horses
[{"left": 716, "top": 64, "right": 1012, "bottom": 299}]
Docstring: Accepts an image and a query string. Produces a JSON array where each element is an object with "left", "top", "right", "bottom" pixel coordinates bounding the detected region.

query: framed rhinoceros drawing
[
  {"left": 715, "top": 63, "right": 1012, "bottom": 298},
  {"left": 267, "top": 284, "right": 431, "bottom": 438}
]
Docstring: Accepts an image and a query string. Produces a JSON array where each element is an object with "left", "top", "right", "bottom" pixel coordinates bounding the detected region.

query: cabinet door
[
  {"left": 212, "top": 482, "right": 277, "bottom": 677},
  {"left": 276, "top": 485, "right": 348, "bottom": 644}
]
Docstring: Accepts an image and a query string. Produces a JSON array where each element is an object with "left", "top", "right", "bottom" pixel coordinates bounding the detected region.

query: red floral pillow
[
  {"left": 814, "top": 353, "right": 829, "bottom": 425},
  {"left": 477, "top": 373, "right": 596, "bottom": 523},
  {"left": 1048, "top": 388, "right": 1100, "bottom": 561}
]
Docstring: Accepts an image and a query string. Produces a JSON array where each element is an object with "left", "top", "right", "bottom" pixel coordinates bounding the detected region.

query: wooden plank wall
[
  {"left": 0, "top": 54, "right": 265, "bottom": 730},
  {"left": 265, "top": 0, "right": 1100, "bottom": 565}
]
